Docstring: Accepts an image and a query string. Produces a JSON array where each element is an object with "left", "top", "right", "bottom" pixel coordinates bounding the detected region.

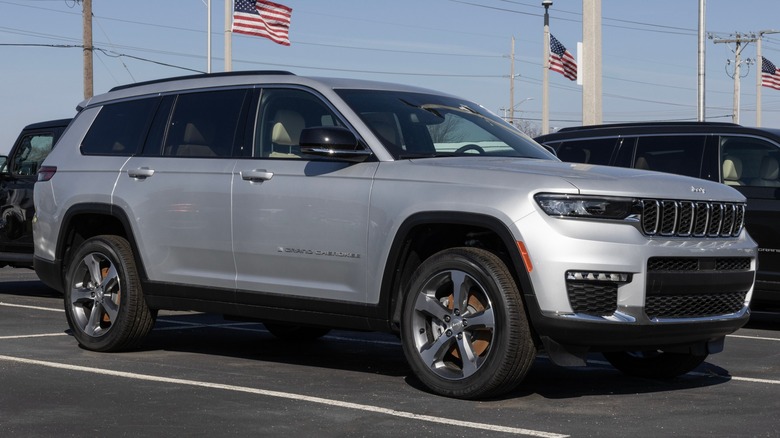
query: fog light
[{"left": 566, "top": 271, "right": 631, "bottom": 283}]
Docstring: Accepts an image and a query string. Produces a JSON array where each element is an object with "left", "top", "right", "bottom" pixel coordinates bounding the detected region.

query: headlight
[{"left": 535, "top": 194, "right": 634, "bottom": 220}]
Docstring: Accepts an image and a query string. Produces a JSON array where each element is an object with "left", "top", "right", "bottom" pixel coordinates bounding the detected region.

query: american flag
[
  {"left": 233, "top": 0, "right": 292, "bottom": 46},
  {"left": 762, "top": 56, "right": 780, "bottom": 91},
  {"left": 549, "top": 34, "right": 577, "bottom": 81}
]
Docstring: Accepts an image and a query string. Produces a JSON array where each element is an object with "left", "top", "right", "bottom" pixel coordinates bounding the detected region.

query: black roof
[
  {"left": 554, "top": 121, "right": 739, "bottom": 133},
  {"left": 535, "top": 121, "right": 780, "bottom": 143},
  {"left": 23, "top": 118, "right": 72, "bottom": 130}
]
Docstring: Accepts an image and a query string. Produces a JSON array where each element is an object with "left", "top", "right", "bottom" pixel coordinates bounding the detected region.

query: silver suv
[{"left": 34, "top": 72, "right": 757, "bottom": 399}]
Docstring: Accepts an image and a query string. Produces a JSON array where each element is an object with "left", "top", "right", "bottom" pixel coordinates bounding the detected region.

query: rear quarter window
[{"left": 80, "top": 98, "right": 159, "bottom": 156}]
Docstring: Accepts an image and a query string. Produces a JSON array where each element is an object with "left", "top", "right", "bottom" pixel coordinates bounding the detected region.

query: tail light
[{"left": 37, "top": 166, "right": 57, "bottom": 182}]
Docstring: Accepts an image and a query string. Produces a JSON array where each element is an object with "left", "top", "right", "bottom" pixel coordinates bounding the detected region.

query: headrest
[
  {"left": 271, "top": 110, "right": 305, "bottom": 146},
  {"left": 759, "top": 156, "right": 779, "bottom": 180},
  {"left": 183, "top": 123, "right": 207, "bottom": 144},
  {"left": 722, "top": 156, "right": 742, "bottom": 180}
]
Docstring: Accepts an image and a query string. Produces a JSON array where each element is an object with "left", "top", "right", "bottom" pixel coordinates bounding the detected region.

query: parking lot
[{"left": 1, "top": 266, "right": 778, "bottom": 437}]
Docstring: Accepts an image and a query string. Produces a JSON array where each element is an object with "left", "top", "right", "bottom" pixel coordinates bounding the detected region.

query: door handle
[
  {"left": 127, "top": 167, "right": 155, "bottom": 179},
  {"left": 241, "top": 169, "right": 274, "bottom": 182}
]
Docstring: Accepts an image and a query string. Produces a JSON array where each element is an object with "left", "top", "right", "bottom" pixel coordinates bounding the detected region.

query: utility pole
[
  {"left": 581, "top": 0, "right": 602, "bottom": 126},
  {"left": 755, "top": 30, "right": 780, "bottom": 127},
  {"left": 510, "top": 36, "right": 515, "bottom": 125},
  {"left": 225, "top": 0, "right": 233, "bottom": 71},
  {"left": 712, "top": 33, "right": 756, "bottom": 125},
  {"left": 82, "top": 0, "right": 93, "bottom": 99},
  {"left": 697, "top": 0, "right": 706, "bottom": 121}
]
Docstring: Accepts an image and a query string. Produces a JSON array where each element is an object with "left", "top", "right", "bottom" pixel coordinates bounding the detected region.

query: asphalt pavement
[{"left": 1, "top": 266, "right": 778, "bottom": 437}]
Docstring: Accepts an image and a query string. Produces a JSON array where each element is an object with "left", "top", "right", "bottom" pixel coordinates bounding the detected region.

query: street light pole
[{"left": 542, "top": 0, "right": 552, "bottom": 135}]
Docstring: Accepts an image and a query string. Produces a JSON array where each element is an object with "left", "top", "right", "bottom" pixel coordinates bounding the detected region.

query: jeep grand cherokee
[{"left": 34, "top": 72, "right": 756, "bottom": 399}]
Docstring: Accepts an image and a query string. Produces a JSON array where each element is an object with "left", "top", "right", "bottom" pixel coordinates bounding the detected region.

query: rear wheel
[
  {"left": 400, "top": 247, "right": 536, "bottom": 399},
  {"left": 603, "top": 350, "right": 707, "bottom": 378},
  {"left": 64, "top": 235, "right": 155, "bottom": 352}
]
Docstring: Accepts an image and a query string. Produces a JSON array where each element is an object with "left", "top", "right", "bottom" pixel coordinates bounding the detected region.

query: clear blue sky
[{"left": 2, "top": 0, "right": 780, "bottom": 152}]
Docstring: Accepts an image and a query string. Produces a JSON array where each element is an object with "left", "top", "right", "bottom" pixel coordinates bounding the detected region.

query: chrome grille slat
[{"left": 640, "top": 199, "right": 745, "bottom": 238}]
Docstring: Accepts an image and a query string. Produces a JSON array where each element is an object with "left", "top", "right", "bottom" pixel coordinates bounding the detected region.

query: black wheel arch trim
[
  {"left": 379, "top": 211, "right": 537, "bottom": 331},
  {"left": 46, "top": 202, "right": 146, "bottom": 291}
]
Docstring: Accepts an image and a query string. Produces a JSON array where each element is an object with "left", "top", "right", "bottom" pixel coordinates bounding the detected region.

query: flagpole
[
  {"left": 542, "top": 0, "right": 551, "bottom": 135},
  {"left": 207, "top": 0, "right": 212, "bottom": 73},
  {"left": 755, "top": 30, "right": 780, "bottom": 127},
  {"left": 757, "top": 36, "right": 763, "bottom": 127},
  {"left": 225, "top": 0, "right": 233, "bottom": 71}
]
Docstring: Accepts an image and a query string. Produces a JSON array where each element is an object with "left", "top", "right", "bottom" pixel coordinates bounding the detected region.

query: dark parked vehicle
[
  {"left": 536, "top": 122, "right": 780, "bottom": 308},
  {"left": 0, "top": 118, "right": 70, "bottom": 267}
]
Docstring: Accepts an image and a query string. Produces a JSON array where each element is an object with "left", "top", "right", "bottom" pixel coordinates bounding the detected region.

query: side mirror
[
  {"left": 299, "top": 127, "right": 372, "bottom": 162},
  {"left": 0, "top": 155, "right": 8, "bottom": 174}
]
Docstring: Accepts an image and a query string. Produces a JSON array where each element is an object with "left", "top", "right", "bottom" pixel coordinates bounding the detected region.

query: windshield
[{"left": 336, "top": 89, "right": 555, "bottom": 160}]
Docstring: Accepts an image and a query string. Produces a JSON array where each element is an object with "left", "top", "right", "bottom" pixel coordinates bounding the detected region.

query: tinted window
[
  {"left": 12, "top": 133, "right": 55, "bottom": 176},
  {"left": 81, "top": 98, "right": 158, "bottom": 156},
  {"left": 337, "top": 89, "right": 551, "bottom": 160},
  {"left": 555, "top": 138, "right": 617, "bottom": 164},
  {"left": 163, "top": 89, "right": 249, "bottom": 157},
  {"left": 254, "top": 88, "right": 343, "bottom": 159},
  {"left": 633, "top": 135, "right": 706, "bottom": 178},
  {"left": 720, "top": 136, "right": 780, "bottom": 187}
]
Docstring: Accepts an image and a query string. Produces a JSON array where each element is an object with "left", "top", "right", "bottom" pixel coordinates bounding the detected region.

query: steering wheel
[{"left": 454, "top": 144, "right": 485, "bottom": 154}]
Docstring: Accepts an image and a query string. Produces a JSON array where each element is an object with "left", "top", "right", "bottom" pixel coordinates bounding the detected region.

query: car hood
[{"left": 406, "top": 157, "right": 745, "bottom": 202}]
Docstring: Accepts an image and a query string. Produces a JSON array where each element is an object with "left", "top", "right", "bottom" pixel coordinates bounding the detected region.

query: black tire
[
  {"left": 264, "top": 323, "right": 331, "bottom": 341},
  {"left": 400, "top": 247, "right": 536, "bottom": 399},
  {"left": 64, "top": 235, "right": 155, "bottom": 352},
  {"left": 602, "top": 350, "right": 707, "bottom": 378}
]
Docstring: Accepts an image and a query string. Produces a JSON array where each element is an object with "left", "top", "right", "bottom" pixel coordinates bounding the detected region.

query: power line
[{"left": 0, "top": 43, "right": 204, "bottom": 73}]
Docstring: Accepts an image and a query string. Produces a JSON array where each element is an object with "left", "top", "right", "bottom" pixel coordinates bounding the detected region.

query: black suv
[
  {"left": 0, "top": 118, "right": 70, "bottom": 268},
  {"left": 536, "top": 122, "right": 780, "bottom": 308}
]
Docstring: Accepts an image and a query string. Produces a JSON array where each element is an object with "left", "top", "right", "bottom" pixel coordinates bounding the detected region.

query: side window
[
  {"left": 163, "top": 89, "right": 249, "bottom": 158},
  {"left": 720, "top": 136, "right": 780, "bottom": 187},
  {"left": 11, "top": 133, "right": 55, "bottom": 176},
  {"left": 254, "top": 88, "right": 343, "bottom": 159},
  {"left": 81, "top": 98, "right": 159, "bottom": 156},
  {"left": 555, "top": 138, "right": 617, "bottom": 165},
  {"left": 633, "top": 135, "right": 706, "bottom": 178}
]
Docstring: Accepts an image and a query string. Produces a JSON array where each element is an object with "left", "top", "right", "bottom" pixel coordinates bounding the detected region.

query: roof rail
[
  {"left": 108, "top": 70, "right": 295, "bottom": 92},
  {"left": 555, "top": 121, "right": 739, "bottom": 133}
]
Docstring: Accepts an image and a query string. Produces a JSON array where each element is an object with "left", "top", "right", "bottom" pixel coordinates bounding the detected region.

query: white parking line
[
  {"left": 0, "top": 302, "right": 63, "bottom": 312},
  {"left": 0, "top": 332, "right": 68, "bottom": 340},
  {"left": 0, "top": 354, "right": 567, "bottom": 438},
  {"left": 728, "top": 334, "right": 780, "bottom": 342}
]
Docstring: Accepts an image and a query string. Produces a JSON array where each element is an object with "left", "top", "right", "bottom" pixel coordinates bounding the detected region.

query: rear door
[
  {"left": 113, "top": 89, "right": 250, "bottom": 296},
  {"left": 719, "top": 135, "right": 780, "bottom": 293}
]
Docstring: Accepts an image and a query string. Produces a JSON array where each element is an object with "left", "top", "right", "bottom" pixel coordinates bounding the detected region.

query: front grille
[
  {"left": 645, "top": 256, "right": 752, "bottom": 319},
  {"left": 640, "top": 199, "right": 745, "bottom": 238},
  {"left": 648, "top": 257, "right": 751, "bottom": 272},
  {"left": 646, "top": 292, "right": 747, "bottom": 318},
  {"left": 566, "top": 282, "right": 618, "bottom": 316}
]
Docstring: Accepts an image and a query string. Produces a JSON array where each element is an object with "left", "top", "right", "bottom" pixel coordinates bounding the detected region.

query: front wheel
[
  {"left": 603, "top": 350, "right": 707, "bottom": 378},
  {"left": 64, "top": 235, "right": 155, "bottom": 352},
  {"left": 400, "top": 247, "right": 536, "bottom": 399}
]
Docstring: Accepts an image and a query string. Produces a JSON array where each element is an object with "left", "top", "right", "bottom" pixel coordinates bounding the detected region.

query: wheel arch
[
  {"left": 51, "top": 203, "right": 145, "bottom": 291},
  {"left": 380, "top": 211, "right": 536, "bottom": 332}
]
